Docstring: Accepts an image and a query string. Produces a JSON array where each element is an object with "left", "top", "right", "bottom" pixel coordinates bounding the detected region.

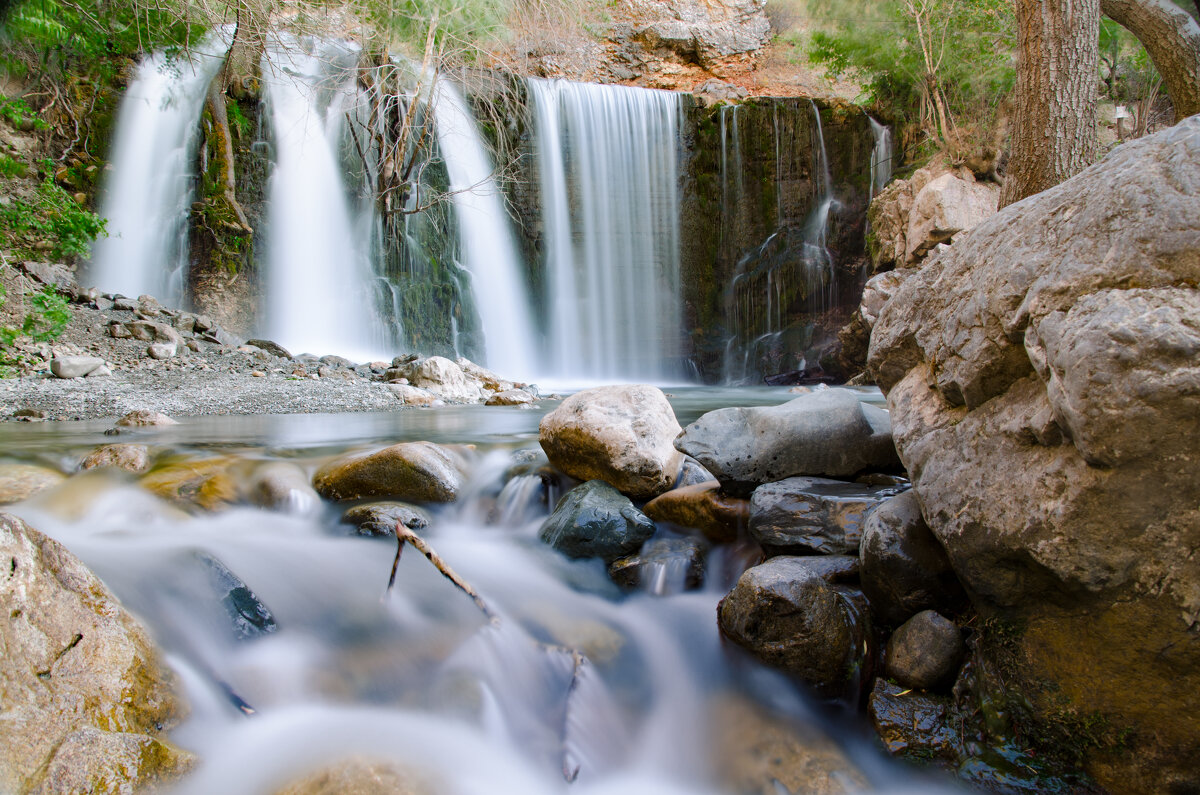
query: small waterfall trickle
[
  {"left": 260, "top": 39, "right": 390, "bottom": 360},
  {"left": 528, "top": 78, "right": 683, "bottom": 382},
  {"left": 431, "top": 81, "right": 538, "bottom": 380},
  {"left": 88, "top": 45, "right": 226, "bottom": 302},
  {"left": 868, "top": 117, "right": 894, "bottom": 201}
]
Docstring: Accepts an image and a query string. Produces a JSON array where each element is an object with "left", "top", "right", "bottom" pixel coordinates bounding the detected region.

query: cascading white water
[
  {"left": 529, "top": 78, "right": 683, "bottom": 383},
  {"left": 868, "top": 117, "right": 894, "bottom": 201},
  {"left": 260, "top": 39, "right": 389, "bottom": 360},
  {"left": 88, "top": 45, "right": 226, "bottom": 303},
  {"left": 432, "top": 81, "right": 539, "bottom": 380}
]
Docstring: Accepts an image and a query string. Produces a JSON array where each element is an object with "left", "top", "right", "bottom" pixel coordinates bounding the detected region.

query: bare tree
[{"left": 1000, "top": 0, "right": 1100, "bottom": 208}]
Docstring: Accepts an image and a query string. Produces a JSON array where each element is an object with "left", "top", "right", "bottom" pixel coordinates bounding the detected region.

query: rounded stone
[
  {"left": 643, "top": 481, "right": 748, "bottom": 543},
  {"left": 884, "top": 610, "right": 964, "bottom": 691},
  {"left": 0, "top": 463, "right": 65, "bottom": 505},
  {"left": 312, "top": 442, "right": 469, "bottom": 503},
  {"left": 539, "top": 479, "right": 656, "bottom": 562},
  {"left": 80, "top": 444, "right": 151, "bottom": 473}
]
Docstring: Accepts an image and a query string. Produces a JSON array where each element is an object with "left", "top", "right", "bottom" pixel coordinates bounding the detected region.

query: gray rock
[
  {"left": 312, "top": 442, "right": 470, "bottom": 503},
  {"left": 388, "top": 356, "right": 483, "bottom": 403},
  {"left": 486, "top": 389, "right": 535, "bottom": 406},
  {"left": 860, "top": 490, "right": 963, "bottom": 627},
  {"left": 112, "top": 296, "right": 137, "bottom": 311},
  {"left": 108, "top": 320, "right": 132, "bottom": 338},
  {"left": 50, "top": 355, "right": 106, "bottom": 378},
  {"left": 609, "top": 537, "right": 706, "bottom": 593},
  {"left": 342, "top": 501, "right": 432, "bottom": 538},
  {"left": 675, "top": 389, "right": 900, "bottom": 495},
  {"left": 538, "top": 480, "right": 656, "bottom": 562},
  {"left": 128, "top": 319, "right": 182, "bottom": 344},
  {"left": 885, "top": 610, "right": 963, "bottom": 691},
  {"left": 717, "top": 556, "right": 867, "bottom": 697},
  {"left": 675, "top": 455, "right": 716, "bottom": 488},
  {"left": 195, "top": 551, "right": 277, "bottom": 640},
  {"left": 245, "top": 338, "right": 293, "bottom": 360},
  {"left": 905, "top": 172, "right": 999, "bottom": 263},
  {"left": 147, "top": 341, "right": 177, "bottom": 360},
  {"left": 115, "top": 409, "right": 178, "bottom": 427},
  {"left": 540, "top": 384, "right": 684, "bottom": 499},
  {"left": 626, "top": 0, "right": 771, "bottom": 68},
  {"left": 0, "top": 514, "right": 189, "bottom": 793},
  {"left": 866, "top": 117, "right": 1200, "bottom": 791},
  {"left": 749, "top": 476, "right": 897, "bottom": 555}
]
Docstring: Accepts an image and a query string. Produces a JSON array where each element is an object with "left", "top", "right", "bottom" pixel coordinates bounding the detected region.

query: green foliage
[
  {"left": 0, "top": 96, "right": 50, "bottom": 130},
  {"left": 808, "top": 0, "right": 1014, "bottom": 151},
  {"left": 0, "top": 154, "right": 26, "bottom": 178},
  {"left": 357, "top": 0, "right": 513, "bottom": 60},
  {"left": 0, "top": 178, "right": 106, "bottom": 258},
  {"left": 0, "top": 283, "right": 70, "bottom": 375}
]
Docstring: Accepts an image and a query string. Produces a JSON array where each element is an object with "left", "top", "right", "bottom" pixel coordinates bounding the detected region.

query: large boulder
[
  {"left": 624, "top": 0, "right": 771, "bottom": 69},
  {"left": 0, "top": 514, "right": 192, "bottom": 793},
  {"left": 390, "top": 356, "right": 484, "bottom": 403},
  {"left": 748, "top": 476, "right": 898, "bottom": 555},
  {"left": 313, "top": 442, "right": 470, "bottom": 503},
  {"left": 539, "top": 385, "right": 684, "bottom": 499},
  {"left": 539, "top": 480, "right": 657, "bottom": 562},
  {"left": 674, "top": 390, "right": 900, "bottom": 495},
  {"left": 904, "top": 172, "right": 999, "bottom": 263},
  {"left": 867, "top": 117, "right": 1200, "bottom": 793},
  {"left": 717, "top": 556, "right": 867, "bottom": 697}
]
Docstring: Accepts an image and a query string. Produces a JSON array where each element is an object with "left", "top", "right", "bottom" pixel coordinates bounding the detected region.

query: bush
[
  {"left": 0, "top": 177, "right": 106, "bottom": 259},
  {"left": 0, "top": 283, "right": 71, "bottom": 375}
]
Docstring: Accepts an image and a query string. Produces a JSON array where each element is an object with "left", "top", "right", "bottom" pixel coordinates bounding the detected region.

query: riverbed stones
[
  {"left": 0, "top": 514, "right": 189, "bottom": 794},
  {"left": 140, "top": 457, "right": 239, "bottom": 512},
  {"left": 643, "top": 481, "right": 748, "bottom": 543},
  {"left": 608, "top": 536, "right": 706, "bottom": 592},
  {"left": 0, "top": 463, "right": 65, "bottom": 504},
  {"left": 246, "top": 461, "right": 320, "bottom": 514},
  {"left": 868, "top": 679, "right": 959, "bottom": 760},
  {"left": 860, "top": 490, "right": 963, "bottom": 627},
  {"left": 313, "top": 442, "right": 469, "bottom": 503},
  {"left": 485, "top": 389, "right": 535, "bottom": 406},
  {"left": 674, "top": 390, "right": 900, "bottom": 495},
  {"left": 866, "top": 117, "right": 1200, "bottom": 792},
  {"left": 884, "top": 610, "right": 963, "bottom": 691},
  {"left": 273, "top": 756, "right": 434, "bottom": 795},
  {"left": 717, "top": 556, "right": 865, "bottom": 697},
  {"left": 539, "top": 384, "right": 684, "bottom": 499},
  {"left": 342, "top": 501, "right": 432, "bottom": 538},
  {"left": 49, "top": 355, "right": 107, "bottom": 378},
  {"left": 116, "top": 409, "right": 179, "bottom": 427},
  {"left": 748, "top": 476, "right": 897, "bottom": 555},
  {"left": 80, "top": 443, "right": 152, "bottom": 473},
  {"left": 539, "top": 479, "right": 656, "bottom": 562}
]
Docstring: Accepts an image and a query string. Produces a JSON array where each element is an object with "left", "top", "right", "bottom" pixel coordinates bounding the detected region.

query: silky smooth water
[{"left": 0, "top": 387, "right": 950, "bottom": 795}]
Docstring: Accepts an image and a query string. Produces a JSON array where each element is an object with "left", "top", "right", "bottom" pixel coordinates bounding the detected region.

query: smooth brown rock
[
  {"left": 116, "top": 409, "right": 178, "bottom": 427},
  {"left": 643, "top": 481, "right": 747, "bottom": 543},
  {"left": 0, "top": 463, "right": 65, "bottom": 505},
  {"left": 884, "top": 610, "right": 964, "bottom": 691},
  {"left": 273, "top": 756, "right": 433, "bottom": 795},
  {"left": 80, "top": 443, "right": 151, "bottom": 473},
  {"left": 539, "top": 384, "right": 683, "bottom": 499},
  {"left": 139, "top": 457, "right": 239, "bottom": 512},
  {"left": 313, "top": 442, "right": 469, "bottom": 503},
  {"left": 0, "top": 514, "right": 189, "bottom": 794},
  {"left": 342, "top": 501, "right": 432, "bottom": 537}
]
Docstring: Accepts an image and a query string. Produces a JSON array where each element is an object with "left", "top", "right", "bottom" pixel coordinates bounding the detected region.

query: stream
[{"left": 0, "top": 387, "right": 952, "bottom": 794}]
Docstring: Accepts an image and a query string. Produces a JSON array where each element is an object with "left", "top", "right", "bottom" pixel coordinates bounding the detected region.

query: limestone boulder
[
  {"left": 485, "top": 389, "right": 535, "bottom": 406},
  {"left": 625, "top": 0, "right": 771, "bottom": 68},
  {"left": 748, "top": 476, "right": 899, "bottom": 555},
  {"left": 388, "top": 384, "right": 441, "bottom": 407},
  {"left": 0, "top": 514, "right": 191, "bottom": 794},
  {"left": 643, "top": 481, "right": 748, "bottom": 543},
  {"left": 904, "top": 172, "right": 999, "bottom": 263},
  {"left": 866, "top": 117, "right": 1200, "bottom": 792},
  {"left": 539, "top": 384, "right": 683, "bottom": 499},
  {"left": 313, "top": 442, "right": 470, "bottom": 503},
  {"left": 49, "top": 356, "right": 107, "bottom": 379},
  {"left": 539, "top": 480, "right": 656, "bottom": 562},
  {"left": 391, "top": 356, "right": 483, "bottom": 403},
  {"left": 674, "top": 390, "right": 900, "bottom": 495},
  {"left": 717, "top": 556, "right": 868, "bottom": 697}
]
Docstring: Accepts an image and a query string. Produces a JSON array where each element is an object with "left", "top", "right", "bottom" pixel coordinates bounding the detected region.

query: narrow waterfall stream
[
  {"left": 87, "top": 46, "right": 226, "bottom": 303},
  {"left": 432, "top": 81, "right": 538, "bottom": 380},
  {"left": 0, "top": 392, "right": 949, "bottom": 795},
  {"left": 260, "top": 40, "right": 390, "bottom": 360},
  {"left": 529, "top": 79, "right": 684, "bottom": 383}
]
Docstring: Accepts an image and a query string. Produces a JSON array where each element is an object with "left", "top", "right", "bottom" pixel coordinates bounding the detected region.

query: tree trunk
[
  {"left": 1101, "top": 0, "right": 1200, "bottom": 121},
  {"left": 1000, "top": 0, "right": 1100, "bottom": 208}
]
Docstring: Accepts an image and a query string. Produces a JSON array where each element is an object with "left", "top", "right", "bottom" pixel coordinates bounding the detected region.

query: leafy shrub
[
  {"left": 0, "top": 283, "right": 71, "bottom": 375},
  {"left": 0, "top": 178, "right": 106, "bottom": 259}
]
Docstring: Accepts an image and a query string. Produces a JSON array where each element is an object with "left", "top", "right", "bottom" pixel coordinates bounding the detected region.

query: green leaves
[{"left": 0, "top": 178, "right": 106, "bottom": 259}]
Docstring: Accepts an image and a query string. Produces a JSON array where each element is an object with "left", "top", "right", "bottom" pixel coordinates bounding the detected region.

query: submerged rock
[
  {"left": 139, "top": 456, "right": 239, "bottom": 512},
  {"left": 609, "top": 536, "right": 706, "bottom": 593},
  {"left": 0, "top": 463, "right": 65, "bottom": 504},
  {"left": 0, "top": 514, "right": 190, "bottom": 794},
  {"left": 196, "top": 551, "right": 278, "bottom": 640},
  {"left": 859, "top": 490, "right": 964, "bottom": 627},
  {"left": 539, "top": 384, "right": 684, "bottom": 499},
  {"left": 273, "top": 756, "right": 434, "bottom": 795},
  {"left": 643, "top": 481, "right": 748, "bottom": 543},
  {"left": 80, "top": 443, "right": 152, "bottom": 473},
  {"left": 748, "top": 476, "right": 899, "bottom": 555},
  {"left": 868, "top": 679, "right": 959, "bottom": 760},
  {"left": 867, "top": 116, "right": 1200, "bottom": 791},
  {"left": 717, "top": 556, "right": 867, "bottom": 697},
  {"left": 313, "top": 442, "right": 470, "bottom": 503},
  {"left": 246, "top": 461, "right": 320, "bottom": 514},
  {"left": 539, "top": 480, "right": 656, "bottom": 562},
  {"left": 342, "top": 501, "right": 432, "bottom": 538},
  {"left": 674, "top": 390, "right": 900, "bottom": 495}
]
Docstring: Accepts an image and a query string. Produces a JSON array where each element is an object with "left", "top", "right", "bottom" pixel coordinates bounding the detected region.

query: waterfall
[
  {"left": 260, "top": 39, "right": 390, "bottom": 361},
  {"left": 868, "top": 117, "right": 893, "bottom": 201},
  {"left": 431, "top": 80, "right": 538, "bottom": 380},
  {"left": 528, "top": 78, "right": 683, "bottom": 383},
  {"left": 88, "top": 45, "right": 226, "bottom": 303}
]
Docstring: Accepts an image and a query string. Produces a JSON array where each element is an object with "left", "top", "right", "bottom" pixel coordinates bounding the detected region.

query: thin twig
[{"left": 388, "top": 521, "right": 498, "bottom": 623}]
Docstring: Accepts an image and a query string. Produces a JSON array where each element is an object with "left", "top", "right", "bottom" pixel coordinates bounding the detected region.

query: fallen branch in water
[{"left": 388, "top": 522, "right": 498, "bottom": 623}]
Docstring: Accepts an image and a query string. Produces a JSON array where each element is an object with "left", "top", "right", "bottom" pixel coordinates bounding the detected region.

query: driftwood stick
[{"left": 389, "top": 522, "right": 498, "bottom": 623}]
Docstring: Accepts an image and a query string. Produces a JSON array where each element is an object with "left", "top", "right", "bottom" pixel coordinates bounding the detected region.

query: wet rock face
[
  {"left": 643, "top": 481, "right": 748, "bottom": 543},
  {"left": 609, "top": 536, "right": 706, "bottom": 593},
  {"left": 748, "top": 476, "right": 900, "bottom": 555},
  {"left": 867, "top": 117, "right": 1200, "bottom": 792},
  {"left": 539, "top": 384, "right": 683, "bottom": 499},
  {"left": 312, "top": 442, "right": 470, "bottom": 503},
  {"left": 341, "top": 501, "right": 432, "bottom": 538},
  {"left": 539, "top": 480, "right": 657, "bottom": 562},
  {"left": 674, "top": 390, "right": 900, "bottom": 496},
  {"left": 859, "top": 490, "right": 964, "bottom": 627},
  {"left": 0, "top": 513, "right": 191, "bottom": 793},
  {"left": 717, "top": 556, "right": 866, "bottom": 697}
]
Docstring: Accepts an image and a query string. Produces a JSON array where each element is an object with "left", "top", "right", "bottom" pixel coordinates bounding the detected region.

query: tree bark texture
[
  {"left": 1001, "top": 0, "right": 1100, "bottom": 208},
  {"left": 1101, "top": 0, "right": 1200, "bottom": 121}
]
